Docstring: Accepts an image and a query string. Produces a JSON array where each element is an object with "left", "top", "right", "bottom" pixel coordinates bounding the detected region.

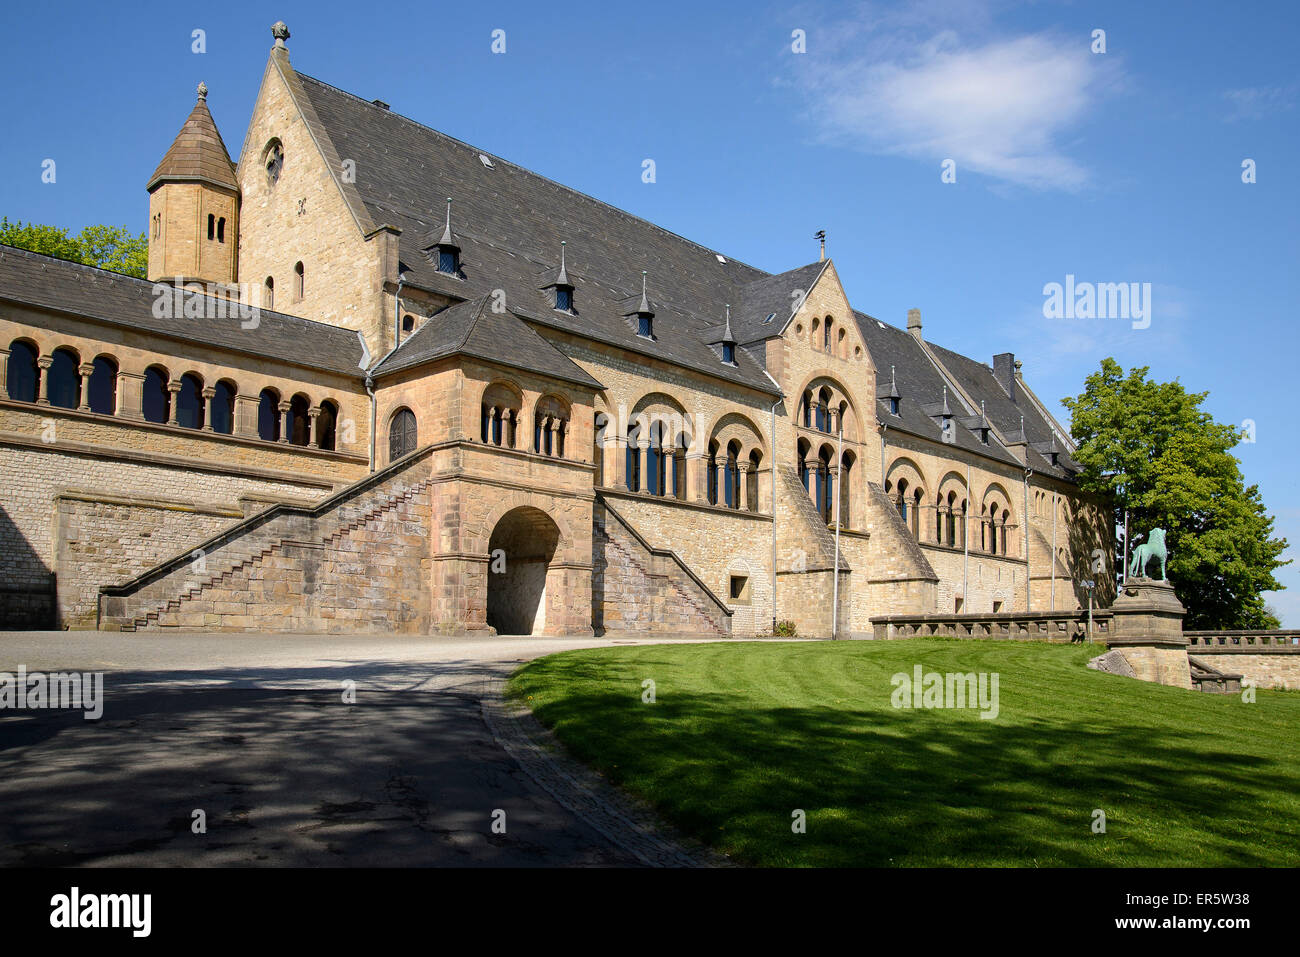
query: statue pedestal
[{"left": 1106, "top": 578, "right": 1191, "bottom": 689}]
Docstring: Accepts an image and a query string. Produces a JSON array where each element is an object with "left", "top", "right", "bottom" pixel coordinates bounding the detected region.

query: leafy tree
[
  {"left": 1063, "top": 358, "right": 1288, "bottom": 629},
  {"left": 0, "top": 217, "right": 148, "bottom": 278}
]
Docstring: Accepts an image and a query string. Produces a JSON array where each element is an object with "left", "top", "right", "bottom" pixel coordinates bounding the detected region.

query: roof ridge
[{"left": 294, "top": 71, "right": 773, "bottom": 280}]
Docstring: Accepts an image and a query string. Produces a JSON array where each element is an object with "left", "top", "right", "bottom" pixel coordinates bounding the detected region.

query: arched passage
[{"left": 487, "top": 506, "right": 561, "bottom": 636}]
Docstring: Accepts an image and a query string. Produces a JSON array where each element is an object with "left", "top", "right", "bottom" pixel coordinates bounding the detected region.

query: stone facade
[{"left": 0, "top": 23, "right": 1112, "bottom": 638}]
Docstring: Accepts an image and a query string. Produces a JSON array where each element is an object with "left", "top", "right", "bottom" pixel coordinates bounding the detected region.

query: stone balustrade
[{"left": 871, "top": 609, "right": 1111, "bottom": 643}]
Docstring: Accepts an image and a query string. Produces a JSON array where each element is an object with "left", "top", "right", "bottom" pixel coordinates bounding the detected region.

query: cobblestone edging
[{"left": 477, "top": 673, "right": 734, "bottom": 868}]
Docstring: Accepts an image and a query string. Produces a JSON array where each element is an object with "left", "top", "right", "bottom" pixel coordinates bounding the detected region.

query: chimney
[
  {"left": 907, "top": 308, "right": 922, "bottom": 340},
  {"left": 993, "top": 352, "right": 1017, "bottom": 403}
]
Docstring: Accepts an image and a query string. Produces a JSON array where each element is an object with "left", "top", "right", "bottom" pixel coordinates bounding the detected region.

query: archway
[{"left": 487, "top": 506, "right": 561, "bottom": 635}]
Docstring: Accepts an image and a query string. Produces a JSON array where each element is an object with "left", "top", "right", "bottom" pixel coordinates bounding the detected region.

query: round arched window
[{"left": 389, "top": 408, "right": 417, "bottom": 461}]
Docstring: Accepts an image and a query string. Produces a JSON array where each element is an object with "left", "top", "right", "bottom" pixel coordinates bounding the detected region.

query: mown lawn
[{"left": 507, "top": 639, "right": 1300, "bottom": 867}]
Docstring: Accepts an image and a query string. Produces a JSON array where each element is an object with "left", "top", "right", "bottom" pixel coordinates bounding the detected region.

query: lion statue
[{"left": 1128, "top": 527, "right": 1167, "bottom": 581}]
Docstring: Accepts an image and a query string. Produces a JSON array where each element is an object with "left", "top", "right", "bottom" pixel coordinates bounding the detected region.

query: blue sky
[{"left": 2, "top": 0, "right": 1296, "bottom": 621}]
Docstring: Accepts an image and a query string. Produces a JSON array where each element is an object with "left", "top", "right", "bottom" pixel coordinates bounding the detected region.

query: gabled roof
[
  {"left": 372, "top": 295, "right": 602, "bottom": 390},
  {"left": 853, "top": 310, "right": 1078, "bottom": 480},
  {"left": 731, "top": 261, "right": 828, "bottom": 344},
  {"left": 0, "top": 246, "right": 365, "bottom": 377},
  {"left": 147, "top": 87, "right": 239, "bottom": 193},
  {"left": 293, "top": 72, "right": 782, "bottom": 395}
]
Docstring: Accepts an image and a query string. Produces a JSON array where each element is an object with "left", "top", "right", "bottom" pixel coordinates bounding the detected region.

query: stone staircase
[
  {"left": 99, "top": 448, "right": 435, "bottom": 634},
  {"left": 592, "top": 498, "right": 731, "bottom": 637}
]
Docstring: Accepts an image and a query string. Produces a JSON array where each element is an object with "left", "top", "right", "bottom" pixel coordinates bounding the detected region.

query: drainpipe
[
  {"left": 1051, "top": 489, "right": 1058, "bottom": 609},
  {"left": 963, "top": 459, "right": 971, "bottom": 611},
  {"left": 770, "top": 397, "right": 780, "bottom": 637},
  {"left": 1023, "top": 468, "right": 1032, "bottom": 611},
  {"left": 831, "top": 419, "right": 844, "bottom": 639},
  {"left": 879, "top": 422, "right": 887, "bottom": 487},
  {"left": 365, "top": 374, "right": 377, "bottom": 473}
]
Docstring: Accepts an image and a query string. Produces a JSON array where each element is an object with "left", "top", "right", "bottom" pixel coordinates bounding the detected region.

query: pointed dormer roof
[
  {"left": 541, "top": 241, "right": 572, "bottom": 289},
  {"left": 425, "top": 198, "right": 460, "bottom": 251},
  {"left": 622, "top": 271, "right": 654, "bottom": 317},
  {"left": 147, "top": 83, "right": 239, "bottom": 193}
]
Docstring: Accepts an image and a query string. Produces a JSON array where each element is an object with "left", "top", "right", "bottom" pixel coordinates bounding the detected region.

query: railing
[{"left": 872, "top": 609, "right": 1112, "bottom": 642}]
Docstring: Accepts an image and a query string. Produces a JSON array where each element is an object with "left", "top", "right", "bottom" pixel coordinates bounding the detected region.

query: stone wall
[
  {"left": 593, "top": 499, "right": 731, "bottom": 637},
  {"left": 1187, "top": 632, "right": 1300, "bottom": 690},
  {"left": 1, "top": 440, "right": 332, "bottom": 629}
]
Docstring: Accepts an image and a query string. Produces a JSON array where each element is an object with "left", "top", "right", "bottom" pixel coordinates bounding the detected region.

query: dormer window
[
  {"left": 722, "top": 342, "right": 736, "bottom": 364},
  {"left": 889, "top": 397, "right": 900, "bottom": 416},
  {"left": 437, "top": 247, "right": 459, "bottom": 275},
  {"left": 555, "top": 286, "right": 573, "bottom": 313},
  {"left": 638, "top": 314, "right": 653, "bottom": 338}
]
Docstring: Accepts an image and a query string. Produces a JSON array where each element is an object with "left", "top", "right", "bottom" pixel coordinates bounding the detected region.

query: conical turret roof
[{"left": 147, "top": 84, "right": 239, "bottom": 193}]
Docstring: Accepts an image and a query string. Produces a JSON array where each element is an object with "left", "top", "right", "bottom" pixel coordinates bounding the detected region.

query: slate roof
[
  {"left": 294, "top": 73, "right": 783, "bottom": 396},
  {"left": 853, "top": 310, "right": 1078, "bottom": 481},
  {"left": 372, "top": 295, "right": 603, "bottom": 390},
  {"left": 147, "top": 92, "right": 239, "bottom": 192},
  {"left": 0, "top": 246, "right": 365, "bottom": 377}
]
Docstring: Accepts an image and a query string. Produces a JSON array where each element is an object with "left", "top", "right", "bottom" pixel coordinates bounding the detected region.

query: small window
[
  {"left": 993, "top": 601, "right": 1003, "bottom": 613},
  {"left": 729, "top": 575, "right": 751, "bottom": 605},
  {"left": 152, "top": 213, "right": 161, "bottom": 239},
  {"left": 555, "top": 287, "right": 572, "bottom": 312},
  {"left": 638, "top": 314, "right": 653, "bottom": 338},
  {"left": 955, "top": 596, "right": 964, "bottom": 613},
  {"left": 265, "top": 140, "right": 284, "bottom": 188},
  {"left": 217, "top": 217, "right": 226, "bottom": 243},
  {"left": 437, "top": 248, "right": 458, "bottom": 275},
  {"left": 722, "top": 342, "right": 736, "bottom": 364},
  {"left": 889, "top": 397, "right": 900, "bottom": 415},
  {"left": 207, "top": 214, "right": 215, "bottom": 241},
  {"left": 294, "top": 261, "right": 304, "bottom": 300},
  {"left": 402, "top": 314, "right": 416, "bottom": 332}
]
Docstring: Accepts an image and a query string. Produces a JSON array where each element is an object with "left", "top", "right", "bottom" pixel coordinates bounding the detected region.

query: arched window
[
  {"left": 389, "top": 408, "right": 418, "bottom": 461},
  {"left": 264, "top": 139, "right": 284, "bottom": 188},
  {"left": 217, "top": 217, "right": 226, "bottom": 243},
  {"left": 626, "top": 422, "right": 642, "bottom": 492},
  {"left": 294, "top": 261, "right": 304, "bottom": 301},
  {"left": 839, "top": 453, "right": 853, "bottom": 527},
  {"left": 818, "top": 446, "right": 833, "bottom": 523},
  {"left": 176, "top": 373, "right": 205, "bottom": 430},
  {"left": 797, "top": 437, "right": 811, "bottom": 492},
  {"left": 264, "top": 277, "right": 274, "bottom": 310},
  {"left": 316, "top": 399, "right": 338, "bottom": 451},
  {"left": 88, "top": 356, "right": 117, "bottom": 415},
  {"left": 707, "top": 440, "right": 720, "bottom": 504},
  {"left": 210, "top": 380, "right": 236, "bottom": 435},
  {"left": 481, "top": 383, "right": 520, "bottom": 449},
  {"left": 142, "top": 366, "right": 170, "bottom": 424},
  {"left": 5, "top": 340, "right": 39, "bottom": 402},
  {"left": 257, "top": 388, "right": 281, "bottom": 441},
  {"left": 748, "top": 449, "right": 763, "bottom": 513},
  {"left": 824, "top": 317, "right": 832, "bottom": 351},
  {"left": 801, "top": 391, "right": 812, "bottom": 428},
  {"left": 207, "top": 214, "right": 215, "bottom": 241},
  {"left": 47, "top": 348, "right": 81, "bottom": 409},
  {"left": 289, "top": 394, "right": 311, "bottom": 446}
]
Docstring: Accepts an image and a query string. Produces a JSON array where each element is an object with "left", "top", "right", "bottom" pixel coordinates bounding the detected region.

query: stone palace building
[{"left": 0, "top": 24, "right": 1110, "bottom": 637}]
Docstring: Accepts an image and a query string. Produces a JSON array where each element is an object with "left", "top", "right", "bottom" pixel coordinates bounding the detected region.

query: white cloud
[
  {"left": 1222, "top": 85, "right": 1295, "bottom": 121},
  {"left": 792, "top": 5, "right": 1122, "bottom": 190}
]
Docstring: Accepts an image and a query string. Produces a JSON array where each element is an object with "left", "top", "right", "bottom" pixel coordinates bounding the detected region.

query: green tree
[
  {"left": 1063, "top": 358, "right": 1288, "bottom": 629},
  {"left": 0, "top": 217, "right": 148, "bottom": 278}
]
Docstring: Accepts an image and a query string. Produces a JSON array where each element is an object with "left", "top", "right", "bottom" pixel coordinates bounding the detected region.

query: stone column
[
  {"left": 486, "top": 406, "right": 497, "bottom": 444},
  {"left": 714, "top": 458, "right": 728, "bottom": 507},
  {"left": 685, "top": 450, "right": 707, "bottom": 503},
  {"left": 201, "top": 387, "right": 217, "bottom": 432},
  {"left": 804, "top": 456, "right": 820, "bottom": 506},
  {"left": 0, "top": 346, "right": 8, "bottom": 395},
  {"left": 548, "top": 417, "right": 560, "bottom": 457},
  {"left": 76, "top": 363, "right": 94, "bottom": 411},
  {"left": 278, "top": 400, "right": 291, "bottom": 443},
  {"left": 307, "top": 405, "right": 321, "bottom": 447},
  {"left": 558, "top": 419, "right": 568, "bottom": 459},
  {"left": 166, "top": 380, "right": 182, "bottom": 425},
  {"left": 608, "top": 434, "right": 627, "bottom": 489},
  {"left": 737, "top": 461, "right": 753, "bottom": 512},
  {"left": 234, "top": 393, "right": 260, "bottom": 438},
  {"left": 663, "top": 444, "right": 678, "bottom": 498},
  {"left": 36, "top": 356, "right": 52, "bottom": 405}
]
